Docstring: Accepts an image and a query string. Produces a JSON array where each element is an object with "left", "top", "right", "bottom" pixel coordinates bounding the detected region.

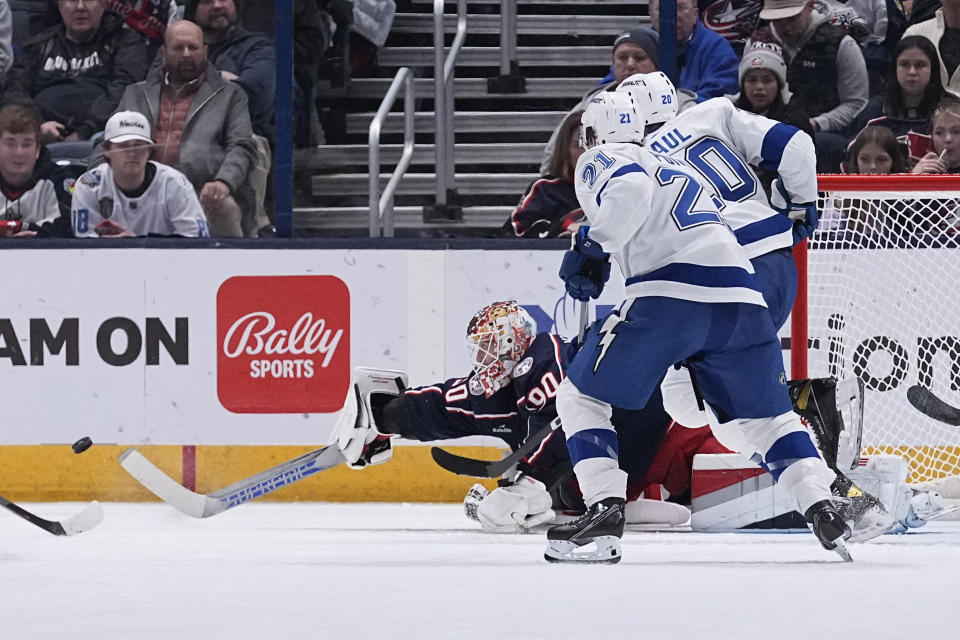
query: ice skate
[
  {"left": 833, "top": 490, "right": 895, "bottom": 543},
  {"left": 544, "top": 497, "right": 624, "bottom": 564},
  {"left": 804, "top": 500, "right": 853, "bottom": 562}
]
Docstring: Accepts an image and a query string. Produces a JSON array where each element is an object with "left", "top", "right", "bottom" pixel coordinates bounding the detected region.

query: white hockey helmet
[
  {"left": 580, "top": 91, "right": 645, "bottom": 149},
  {"left": 465, "top": 300, "right": 537, "bottom": 397},
  {"left": 617, "top": 72, "right": 678, "bottom": 127}
]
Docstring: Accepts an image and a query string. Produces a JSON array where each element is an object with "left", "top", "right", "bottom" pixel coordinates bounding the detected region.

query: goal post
[{"left": 792, "top": 174, "right": 960, "bottom": 485}]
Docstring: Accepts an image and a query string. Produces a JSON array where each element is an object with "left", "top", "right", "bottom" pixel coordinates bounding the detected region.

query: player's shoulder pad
[
  {"left": 575, "top": 143, "right": 644, "bottom": 194},
  {"left": 511, "top": 334, "right": 565, "bottom": 390}
]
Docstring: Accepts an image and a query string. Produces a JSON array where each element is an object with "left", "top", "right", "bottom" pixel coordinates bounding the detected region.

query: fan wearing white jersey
[
  {"left": 545, "top": 91, "right": 853, "bottom": 564},
  {"left": 71, "top": 111, "right": 210, "bottom": 238}
]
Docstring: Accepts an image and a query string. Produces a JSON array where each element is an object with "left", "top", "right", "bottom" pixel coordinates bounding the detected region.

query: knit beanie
[
  {"left": 612, "top": 27, "right": 660, "bottom": 70},
  {"left": 739, "top": 40, "right": 788, "bottom": 88}
]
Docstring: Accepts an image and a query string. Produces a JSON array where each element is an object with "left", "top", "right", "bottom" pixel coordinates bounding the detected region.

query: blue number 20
[
  {"left": 685, "top": 137, "right": 756, "bottom": 202},
  {"left": 656, "top": 167, "right": 724, "bottom": 230}
]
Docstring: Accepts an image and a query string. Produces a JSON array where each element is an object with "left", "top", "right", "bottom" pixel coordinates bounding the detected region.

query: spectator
[
  {"left": 540, "top": 28, "right": 697, "bottom": 174},
  {"left": 903, "top": 0, "right": 960, "bottom": 99},
  {"left": 844, "top": 125, "right": 909, "bottom": 173},
  {"left": 760, "top": 0, "right": 869, "bottom": 173},
  {"left": 4, "top": 0, "right": 151, "bottom": 145},
  {"left": 0, "top": 102, "right": 74, "bottom": 237},
  {"left": 699, "top": 0, "right": 762, "bottom": 56},
  {"left": 505, "top": 111, "right": 585, "bottom": 239},
  {"left": 116, "top": 19, "right": 256, "bottom": 237},
  {"left": 913, "top": 96, "right": 960, "bottom": 172},
  {"left": 105, "top": 0, "right": 179, "bottom": 56},
  {"left": 193, "top": 0, "right": 273, "bottom": 232},
  {"left": 728, "top": 39, "right": 813, "bottom": 195},
  {"left": 851, "top": 36, "right": 945, "bottom": 165},
  {"left": 72, "top": 111, "right": 209, "bottom": 237},
  {"left": 648, "top": 0, "right": 740, "bottom": 101}
]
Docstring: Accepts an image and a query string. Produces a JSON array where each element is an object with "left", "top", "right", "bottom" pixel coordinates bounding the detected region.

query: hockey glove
[
  {"left": 464, "top": 476, "right": 555, "bottom": 533},
  {"left": 558, "top": 226, "right": 611, "bottom": 302},
  {"left": 770, "top": 178, "right": 819, "bottom": 245}
]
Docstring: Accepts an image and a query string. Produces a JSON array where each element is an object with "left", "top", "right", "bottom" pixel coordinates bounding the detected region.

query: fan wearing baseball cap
[
  {"left": 759, "top": 0, "right": 868, "bottom": 172},
  {"left": 70, "top": 111, "right": 210, "bottom": 238}
]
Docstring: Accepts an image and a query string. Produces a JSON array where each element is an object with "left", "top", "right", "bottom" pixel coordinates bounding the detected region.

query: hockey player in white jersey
[
  {"left": 71, "top": 111, "right": 210, "bottom": 238},
  {"left": 547, "top": 91, "right": 853, "bottom": 563},
  {"left": 616, "top": 72, "right": 897, "bottom": 541}
]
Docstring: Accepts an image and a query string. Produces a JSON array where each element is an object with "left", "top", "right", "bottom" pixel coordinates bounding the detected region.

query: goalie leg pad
[{"left": 332, "top": 367, "right": 408, "bottom": 468}]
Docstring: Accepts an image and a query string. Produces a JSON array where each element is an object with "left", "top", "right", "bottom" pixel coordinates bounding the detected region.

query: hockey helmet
[
  {"left": 580, "top": 91, "right": 646, "bottom": 149},
  {"left": 465, "top": 300, "right": 537, "bottom": 397},
  {"left": 617, "top": 72, "right": 678, "bottom": 127}
]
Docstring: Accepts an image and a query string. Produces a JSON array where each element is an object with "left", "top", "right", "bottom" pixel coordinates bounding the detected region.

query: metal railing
[
  {"left": 499, "top": 0, "right": 517, "bottom": 77},
  {"left": 433, "top": 0, "right": 468, "bottom": 213},
  {"left": 368, "top": 67, "right": 415, "bottom": 237}
]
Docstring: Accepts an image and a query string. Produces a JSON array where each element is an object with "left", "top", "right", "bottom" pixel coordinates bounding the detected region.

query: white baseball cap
[
  {"left": 104, "top": 111, "right": 153, "bottom": 144},
  {"left": 759, "top": 0, "right": 808, "bottom": 20}
]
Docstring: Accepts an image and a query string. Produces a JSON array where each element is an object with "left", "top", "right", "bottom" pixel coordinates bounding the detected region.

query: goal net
[{"left": 792, "top": 175, "right": 960, "bottom": 486}]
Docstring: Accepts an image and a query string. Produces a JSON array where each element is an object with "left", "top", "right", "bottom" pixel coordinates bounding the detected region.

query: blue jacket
[
  {"left": 598, "top": 22, "right": 739, "bottom": 102},
  {"left": 207, "top": 27, "right": 276, "bottom": 140},
  {"left": 679, "top": 22, "right": 739, "bottom": 102}
]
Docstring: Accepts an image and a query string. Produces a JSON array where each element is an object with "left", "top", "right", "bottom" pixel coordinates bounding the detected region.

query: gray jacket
[{"left": 117, "top": 63, "right": 255, "bottom": 193}]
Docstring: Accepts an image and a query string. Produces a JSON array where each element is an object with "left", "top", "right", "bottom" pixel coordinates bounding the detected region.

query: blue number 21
[{"left": 656, "top": 167, "right": 724, "bottom": 230}]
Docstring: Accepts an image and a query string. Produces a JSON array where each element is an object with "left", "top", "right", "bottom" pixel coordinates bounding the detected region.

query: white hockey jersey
[
  {"left": 642, "top": 98, "right": 817, "bottom": 258},
  {"left": 574, "top": 142, "right": 766, "bottom": 307},
  {"left": 71, "top": 162, "right": 209, "bottom": 238}
]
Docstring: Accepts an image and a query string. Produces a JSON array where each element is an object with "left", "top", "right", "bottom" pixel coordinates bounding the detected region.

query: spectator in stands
[
  {"left": 504, "top": 111, "right": 585, "bottom": 239},
  {"left": 105, "top": 0, "right": 179, "bottom": 56},
  {"left": 193, "top": 0, "right": 273, "bottom": 233},
  {"left": 116, "top": 19, "right": 256, "bottom": 238},
  {"left": 843, "top": 125, "right": 909, "bottom": 173},
  {"left": 820, "top": 0, "right": 907, "bottom": 94},
  {"left": 913, "top": 96, "right": 960, "bottom": 172},
  {"left": 647, "top": 0, "right": 740, "bottom": 101},
  {"left": 0, "top": 102, "right": 74, "bottom": 237},
  {"left": 903, "top": 0, "right": 960, "bottom": 99},
  {"left": 4, "top": 0, "right": 151, "bottom": 145},
  {"left": 72, "top": 110, "right": 210, "bottom": 237},
  {"left": 540, "top": 28, "right": 697, "bottom": 174},
  {"left": 850, "top": 36, "right": 945, "bottom": 166},
  {"left": 760, "top": 0, "right": 869, "bottom": 173}
]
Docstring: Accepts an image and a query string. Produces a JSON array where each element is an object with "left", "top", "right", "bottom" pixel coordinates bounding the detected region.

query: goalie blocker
[{"left": 332, "top": 367, "right": 409, "bottom": 469}]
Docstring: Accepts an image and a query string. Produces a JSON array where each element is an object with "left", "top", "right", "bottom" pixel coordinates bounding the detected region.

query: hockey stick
[
  {"left": 118, "top": 446, "right": 345, "bottom": 518},
  {"left": 907, "top": 385, "right": 960, "bottom": 426},
  {"left": 431, "top": 301, "right": 590, "bottom": 478},
  {"left": 0, "top": 495, "right": 103, "bottom": 536}
]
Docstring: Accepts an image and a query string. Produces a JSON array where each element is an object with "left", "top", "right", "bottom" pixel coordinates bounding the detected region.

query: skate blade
[
  {"left": 830, "top": 539, "right": 853, "bottom": 562},
  {"left": 544, "top": 536, "right": 622, "bottom": 564}
]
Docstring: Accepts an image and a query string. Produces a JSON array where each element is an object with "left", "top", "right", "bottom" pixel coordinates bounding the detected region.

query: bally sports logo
[{"left": 217, "top": 276, "right": 350, "bottom": 413}]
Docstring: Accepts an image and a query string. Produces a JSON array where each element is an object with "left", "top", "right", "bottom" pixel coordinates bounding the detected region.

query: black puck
[{"left": 72, "top": 437, "right": 93, "bottom": 454}]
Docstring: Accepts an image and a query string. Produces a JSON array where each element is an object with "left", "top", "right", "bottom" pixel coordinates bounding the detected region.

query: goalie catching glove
[
  {"left": 463, "top": 475, "right": 555, "bottom": 533},
  {"left": 332, "top": 367, "right": 408, "bottom": 469}
]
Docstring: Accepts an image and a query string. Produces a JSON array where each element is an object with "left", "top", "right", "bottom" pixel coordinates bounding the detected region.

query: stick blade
[
  {"left": 59, "top": 501, "right": 105, "bottom": 536},
  {"left": 119, "top": 448, "right": 213, "bottom": 518},
  {"left": 430, "top": 447, "right": 503, "bottom": 478},
  {"left": 907, "top": 385, "right": 960, "bottom": 426}
]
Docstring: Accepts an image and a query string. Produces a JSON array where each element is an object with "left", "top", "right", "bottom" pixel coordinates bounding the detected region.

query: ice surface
[{"left": 3, "top": 502, "right": 959, "bottom": 639}]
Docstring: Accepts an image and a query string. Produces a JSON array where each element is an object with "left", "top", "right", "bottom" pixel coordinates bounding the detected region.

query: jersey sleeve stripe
[
  {"left": 595, "top": 163, "right": 647, "bottom": 206},
  {"left": 445, "top": 407, "right": 519, "bottom": 420},
  {"left": 733, "top": 214, "right": 793, "bottom": 246},
  {"left": 405, "top": 386, "right": 443, "bottom": 395},
  {"left": 525, "top": 428, "right": 556, "bottom": 464},
  {"left": 759, "top": 123, "right": 799, "bottom": 171},
  {"left": 625, "top": 262, "right": 763, "bottom": 292}
]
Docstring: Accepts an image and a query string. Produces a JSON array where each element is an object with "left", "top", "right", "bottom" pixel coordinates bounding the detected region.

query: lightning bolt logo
[{"left": 593, "top": 300, "right": 634, "bottom": 373}]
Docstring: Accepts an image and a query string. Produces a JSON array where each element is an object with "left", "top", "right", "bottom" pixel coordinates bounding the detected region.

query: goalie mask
[
  {"left": 466, "top": 300, "right": 537, "bottom": 397},
  {"left": 617, "top": 71, "right": 678, "bottom": 127},
  {"left": 579, "top": 91, "right": 646, "bottom": 149}
]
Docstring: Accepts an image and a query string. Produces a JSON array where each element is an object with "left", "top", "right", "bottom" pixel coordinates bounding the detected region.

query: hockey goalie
[{"left": 332, "top": 300, "right": 948, "bottom": 536}]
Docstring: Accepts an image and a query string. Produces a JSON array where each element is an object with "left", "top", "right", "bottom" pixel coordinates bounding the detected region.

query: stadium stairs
[{"left": 300, "top": 0, "right": 649, "bottom": 237}]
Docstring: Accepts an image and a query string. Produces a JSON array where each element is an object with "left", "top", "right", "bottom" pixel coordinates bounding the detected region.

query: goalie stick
[
  {"left": 430, "top": 301, "right": 590, "bottom": 478},
  {"left": 119, "top": 446, "right": 345, "bottom": 518},
  {"left": 907, "top": 385, "right": 960, "bottom": 426},
  {"left": 0, "top": 495, "right": 103, "bottom": 536}
]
